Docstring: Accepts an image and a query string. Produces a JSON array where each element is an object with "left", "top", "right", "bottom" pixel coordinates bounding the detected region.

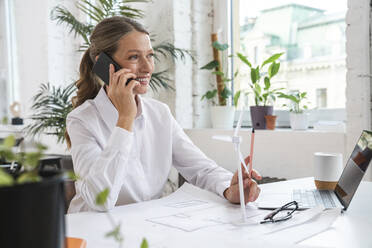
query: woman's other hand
[{"left": 223, "top": 156, "right": 262, "bottom": 204}]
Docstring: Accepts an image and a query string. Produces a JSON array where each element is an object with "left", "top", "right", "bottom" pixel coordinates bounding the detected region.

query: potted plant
[
  {"left": 237, "top": 52, "right": 284, "bottom": 129},
  {"left": 278, "top": 90, "right": 309, "bottom": 130},
  {"left": 0, "top": 136, "right": 66, "bottom": 248},
  {"left": 200, "top": 35, "right": 240, "bottom": 128}
]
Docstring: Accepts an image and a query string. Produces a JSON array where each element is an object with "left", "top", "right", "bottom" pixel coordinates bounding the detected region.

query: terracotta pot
[{"left": 264, "top": 115, "right": 277, "bottom": 130}]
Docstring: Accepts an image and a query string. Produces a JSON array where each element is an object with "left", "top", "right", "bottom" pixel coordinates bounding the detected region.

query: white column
[{"left": 346, "top": 0, "right": 371, "bottom": 180}]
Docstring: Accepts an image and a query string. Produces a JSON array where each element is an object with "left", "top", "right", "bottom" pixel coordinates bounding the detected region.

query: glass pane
[{"left": 237, "top": 0, "right": 347, "bottom": 110}]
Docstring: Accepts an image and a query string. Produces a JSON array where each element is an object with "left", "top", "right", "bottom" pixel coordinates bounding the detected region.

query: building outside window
[{"left": 234, "top": 0, "right": 346, "bottom": 123}]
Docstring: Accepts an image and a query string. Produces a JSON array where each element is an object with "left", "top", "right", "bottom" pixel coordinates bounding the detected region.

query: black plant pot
[
  {"left": 250, "top": 106, "right": 273, "bottom": 129},
  {"left": 0, "top": 172, "right": 66, "bottom": 248}
]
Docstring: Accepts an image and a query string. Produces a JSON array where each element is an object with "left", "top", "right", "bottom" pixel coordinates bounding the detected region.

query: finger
[
  {"left": 246, "top": 180, "right": 258, "bottom": 202},
  {"left": 113, "top": 69, "right": 134, "bottom": 84},
  {"left": 244, "top": 156, "right": 250, "bottom": 166},
  {"left": 126, "top": 79, "right": 140, "bottom": 91},
  {"left": 251, "top": 169, "right": 262, "bottom": 180},
  {"left": 117, "top": 72, "right": 137, "bottom": 87},
  {"left": 252, "top": 186, "right": 261, "bottom": 202},
  {"left": 109, "top": 64, "right": 114, "bottom": 85},
  {"left": 230, "top": 170, "right": 238, "bottom": 185},
  {"left": 114, "top": 68, "right": 131, "bottom": 75}
]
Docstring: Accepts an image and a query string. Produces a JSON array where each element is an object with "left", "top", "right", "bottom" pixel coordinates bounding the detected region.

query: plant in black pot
[
  {"left": 237, "top": 52, "right": 284, "bottom": 129},
  {"left": 0, "top": 135, "right": 66, "bottom": 248}
]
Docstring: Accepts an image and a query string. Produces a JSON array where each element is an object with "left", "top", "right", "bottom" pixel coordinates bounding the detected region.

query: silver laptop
[{"left": 258, "top": 130, "right": 372, "bottom": 210}]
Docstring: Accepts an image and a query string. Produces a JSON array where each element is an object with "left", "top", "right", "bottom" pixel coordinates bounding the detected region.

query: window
[
  {"left": 316, "top": 88, "right": 327, "bottom": 108},
  {"left": 0, "top": 0, "right": 18, "bottom": 120},
  {"left": 233, "top": 0, "right": 347, "bottom": 126}
]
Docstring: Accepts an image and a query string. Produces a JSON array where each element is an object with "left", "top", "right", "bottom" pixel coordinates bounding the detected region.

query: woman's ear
[{"left": 95, "top": 55, "right": 99, "bottom": 62}]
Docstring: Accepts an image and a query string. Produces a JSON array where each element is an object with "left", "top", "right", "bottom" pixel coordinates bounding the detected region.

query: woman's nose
[{"left": 140, "top": 57, "right": 153, "bottom": 72}]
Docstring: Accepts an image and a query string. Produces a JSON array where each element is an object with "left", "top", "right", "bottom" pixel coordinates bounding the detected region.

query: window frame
[{"left": 4, "top": 0, "right": 18, "bottom": 104}]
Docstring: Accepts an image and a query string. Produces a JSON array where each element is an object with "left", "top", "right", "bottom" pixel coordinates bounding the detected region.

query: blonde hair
[{"left": 66, "top": 17, "right": 149, "bottom": 148}]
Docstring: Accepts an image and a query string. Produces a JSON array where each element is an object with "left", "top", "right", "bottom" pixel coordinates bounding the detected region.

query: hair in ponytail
[{"left": 65, "top": 16, "right": 149, "bottom": 148}]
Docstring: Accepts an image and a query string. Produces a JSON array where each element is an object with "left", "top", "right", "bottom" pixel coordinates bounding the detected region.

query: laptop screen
[{"left": 335, "top": 130, "right": 372, "bottom": 209}]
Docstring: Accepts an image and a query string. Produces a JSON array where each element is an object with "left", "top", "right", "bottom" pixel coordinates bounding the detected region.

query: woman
[{"left": 66, "top": 16, "right": 261, "bottom": 213}]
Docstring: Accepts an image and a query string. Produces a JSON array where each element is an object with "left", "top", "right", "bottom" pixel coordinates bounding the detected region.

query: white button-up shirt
[{"left": 67, "top": 87, "right": 233, "bottom": 213}]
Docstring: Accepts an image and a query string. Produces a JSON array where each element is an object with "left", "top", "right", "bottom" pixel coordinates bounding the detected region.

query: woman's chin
[{"left": 134, "top": 84, "right": 148, "bottom": 95}]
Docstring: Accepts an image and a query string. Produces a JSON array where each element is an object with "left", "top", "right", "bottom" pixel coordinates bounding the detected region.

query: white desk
[{"left": 66, "top": 178, "right": 372, "bottom": 247}]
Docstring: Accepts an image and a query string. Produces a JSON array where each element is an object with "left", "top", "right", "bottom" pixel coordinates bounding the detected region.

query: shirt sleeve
[
  {"left": 170, "top": 113, "right": 233, "bottom": 198},
  {"left": 67, "top": 116, "right": 134, "bottom": 211}
]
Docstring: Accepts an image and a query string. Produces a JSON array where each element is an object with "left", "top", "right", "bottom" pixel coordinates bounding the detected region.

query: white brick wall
[
  {"left": 141, "top": 0, "right": 215, "bottom": 128},
  {"left": 346, "top": 0, "right": 371, "bottom": 180}
]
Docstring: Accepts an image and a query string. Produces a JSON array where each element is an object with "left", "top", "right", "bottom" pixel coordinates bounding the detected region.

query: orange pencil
[{"left": 249, "top": 128, "right": 255, "bottom": 177}]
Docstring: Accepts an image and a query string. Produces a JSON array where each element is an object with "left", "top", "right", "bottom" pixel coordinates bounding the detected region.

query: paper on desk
[
  {"left": 266, "top": 208, "right": 341, "bottom": 244},
  {"left": 145, "top": 184, "right": 326, "bottom": 234}
]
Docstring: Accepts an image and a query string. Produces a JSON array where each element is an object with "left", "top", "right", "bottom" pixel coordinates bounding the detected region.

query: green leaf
[
  {"left": 300, "top": 92, "right": 307, "bottom": 98},
  {"left": 234, "top": 70, "right": 239, "bottom": 78},
  {"left": 24, "top": 152, "right": 43, "bottom": 170},
  {"left": 222, "top": 76, "right": 231, "bottom": 82},
  {"left": 96, "top": 188, "right": 110, "bottom": 206},
  {"left": 237, "top": 53, "right": 252, "bottom": 68},
  {"left": 250, "top": 67, "right": 258, "bottom": 84},
  {"left": 0, "top": 169, "right": 14, "bottom": 187},
  {"left": 212, "top": 71, "right": 224, "bottom": 76},
  {"left": 261, "top": 52, "right": 284, "bottom": 68},
  {"left": 201, "top": 89, "right": 218, "bottom": 101},
  {"left": 16, "top": 172, "right": 41, "bottom": 184},
  {"left": 264, "top": 77, "right": 270, "bottom": 90},
  {"left": 36, "top": 143, "right": 48, "bottom": 151},
  {"left": 0, "top": 150, "right": 16, "bottom": 162},
  {"left": 105, "top": 224, "right": 124, "bottom": 244},
  {"left": 268, "top": 62, "right": 280, "bottom": 78},
  {"left": 3, "top": 135, "right": 15, "bottom": 149},
  {"left": 212, "top": 41, "right": 228, "bottom": 51},
  {"left": 254, "top": 83, "right": 262, "bottom": 98},
  {"left": 233, "top": 90, "right": 241, "bottom": 107},
  {"left": 220, "top": 87, "right": 232, "bottom": 99},
  {"left": 141, "top": 238, "right": 149, "bottom": 248},
  {"left": 200, "top": 60, "right": 219, "bottom": 70},
  {"left": 278, "top": 93, "right": 299, "bottom": 103},
  {"left": 65, "top": 171, "right": 80, "bottom": 181}
]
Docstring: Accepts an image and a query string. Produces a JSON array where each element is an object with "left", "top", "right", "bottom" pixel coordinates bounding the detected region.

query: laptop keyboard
[{"left": 293, "top": 189, "right": 336, "bottom": 208}]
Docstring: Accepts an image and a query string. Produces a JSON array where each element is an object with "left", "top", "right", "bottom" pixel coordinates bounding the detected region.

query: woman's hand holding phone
[{"left": 106, "top": 64, "right": 139, "bottom": 131}]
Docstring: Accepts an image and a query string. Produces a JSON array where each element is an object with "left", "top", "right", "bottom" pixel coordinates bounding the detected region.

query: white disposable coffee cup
[{"left": 314, "top": 152, "right": 343, "bottom": 190}]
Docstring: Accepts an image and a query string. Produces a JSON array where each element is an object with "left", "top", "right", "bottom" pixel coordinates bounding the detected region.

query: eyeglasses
[{"left": 260, "top": 201, "right": 299, "bottom": 224}]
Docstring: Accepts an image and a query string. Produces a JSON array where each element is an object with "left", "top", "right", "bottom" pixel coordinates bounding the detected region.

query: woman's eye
[
  {"left": 128, "top": 55, "right": 138, "bottom": 60},
  {"left": 148, "top": 53, "right": 155, "bottom": 58}
]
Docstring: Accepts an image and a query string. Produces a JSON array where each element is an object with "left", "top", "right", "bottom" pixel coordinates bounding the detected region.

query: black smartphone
[{"left": 92, "top": 52, "right": 133, "bottom": 85}]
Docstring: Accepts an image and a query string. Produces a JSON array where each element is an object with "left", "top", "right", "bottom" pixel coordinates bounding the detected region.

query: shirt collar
[{"left": 94, "top": 87, "right": 146, "bottom": 130}]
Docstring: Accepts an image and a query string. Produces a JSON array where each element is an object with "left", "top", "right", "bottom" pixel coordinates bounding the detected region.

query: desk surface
[{"left": 66, "top": 177, "right": 372, "bottom": 248}]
